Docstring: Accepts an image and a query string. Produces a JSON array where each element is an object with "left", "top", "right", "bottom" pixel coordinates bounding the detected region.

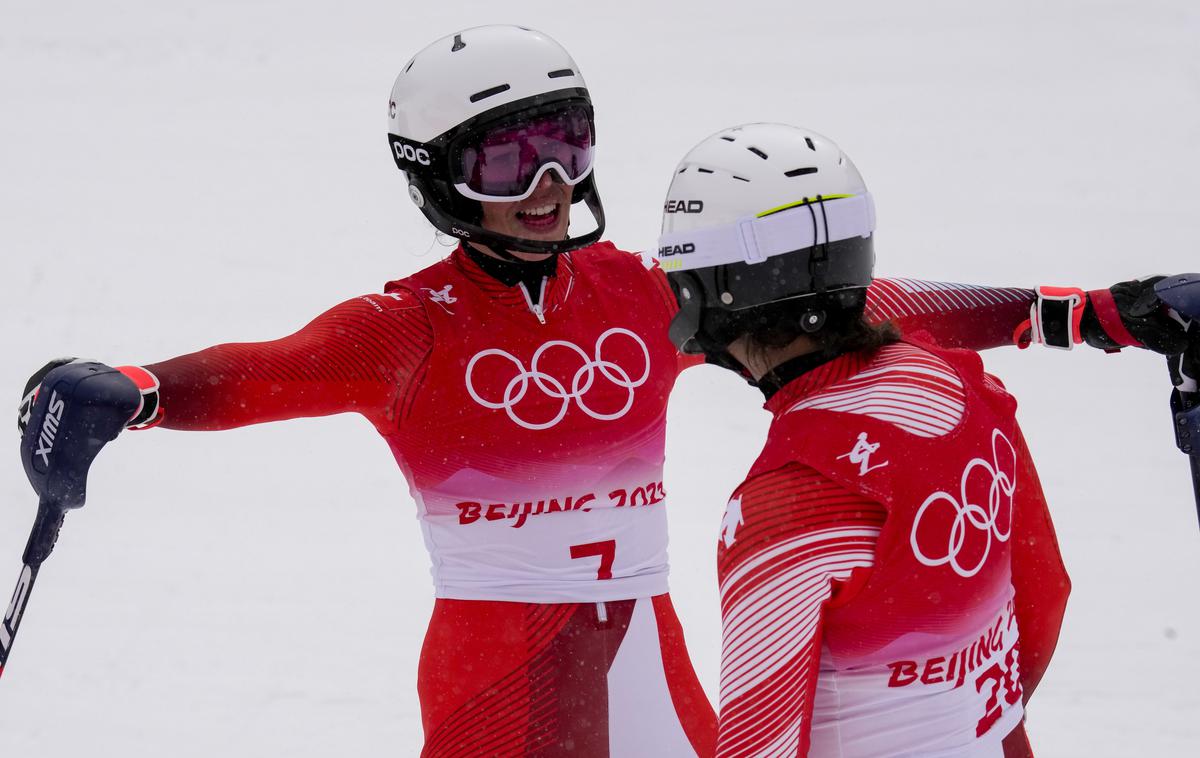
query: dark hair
[{"left": 738, "top": 290, "right": 901, "bottom": 370}]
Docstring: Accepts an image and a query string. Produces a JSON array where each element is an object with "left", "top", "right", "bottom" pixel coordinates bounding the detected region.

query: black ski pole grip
[
  {"left": 21, "top": 502, "right": 67, "bottom": 568},
  {"left": 20, "top": 363, "right": 141, "bottom": 513}
]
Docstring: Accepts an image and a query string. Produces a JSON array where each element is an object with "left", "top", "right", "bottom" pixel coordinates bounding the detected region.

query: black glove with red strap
[
  {"left": 1020, "top": 276, "right": 1192, "bottom": 354},
  {"left": 1019, "top": 276, "right": 1198, "bottom": 392},
  {"left": 18, "top": 358, "right": 163, "bottom": 435}
]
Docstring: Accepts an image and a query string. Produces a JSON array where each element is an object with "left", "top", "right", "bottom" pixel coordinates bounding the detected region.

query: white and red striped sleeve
[
  {"left": 141, "top": 290, "right": 433, "bottom": 433},
  {"left": 866, "top": 278, "right": 1035, "bottom": 351},
  {"left": 715, "top": 464, "right": 886, "bottom": 758}
]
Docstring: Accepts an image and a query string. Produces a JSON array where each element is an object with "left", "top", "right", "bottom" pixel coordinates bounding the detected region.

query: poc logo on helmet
[
  {"left": 393, "top": 140, "right": 431, "bottom": 166},
  {"left": 658, "top": 242, "right": 695, "bottom": 257},
  {"left": 664, "top": 199, "right": 704, "bottom": 214}
]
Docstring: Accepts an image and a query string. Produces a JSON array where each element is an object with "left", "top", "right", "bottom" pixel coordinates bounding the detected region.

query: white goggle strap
[{"left": 657, "top": 193, "right": 875, "bottom": 272}]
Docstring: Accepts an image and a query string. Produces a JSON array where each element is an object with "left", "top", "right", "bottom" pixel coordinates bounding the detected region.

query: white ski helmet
[
  {"left": 387, "top": 25, "right": 604, "bottom": 254},
  {"left": 657, "top": 123, "right": 876, "bottom": 355}
]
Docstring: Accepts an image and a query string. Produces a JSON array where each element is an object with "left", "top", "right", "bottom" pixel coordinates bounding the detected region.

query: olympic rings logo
[
  {"left": 464, "top": 328, "right": 651, "bottom": 431},
  {"left": 911, "top": 429, "right": 1017, "bottom": 578}
]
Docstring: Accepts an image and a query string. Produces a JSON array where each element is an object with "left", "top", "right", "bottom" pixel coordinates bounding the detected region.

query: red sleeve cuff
[{"left": 115, "top": 365, "right": 164, "bottom": 429}]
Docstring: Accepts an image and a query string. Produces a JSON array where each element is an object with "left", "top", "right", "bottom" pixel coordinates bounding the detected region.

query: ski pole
[
  {"left": 1152, "top": 274, "right": 1200, "bottom": 528},
  {"left": 1, "top": 363, "right": 139, "bottom": 680},
  {"left": 1165, "top": 383, "right": 1200, "bottom": 528},
  {"left": 1, "top": 504, "right": 65, "bottom": 679}
]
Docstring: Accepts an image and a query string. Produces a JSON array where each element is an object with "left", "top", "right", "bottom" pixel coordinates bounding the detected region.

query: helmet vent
[
  {"left": 733, "top": 175, "right": 750, "bottom": 182},
  {"left": 469, "top": 84, "right": 512, "bottom": 103},
  {"left": 719, "top": 135, "right": 736, "bottom": 142},
  {"left": 805, "top": 137, "right": 816, "bottom": 151},
  {"left": 697, "top": 168, "right": 714, "bottom": 174},
  {"left": 747, "top": 146, "right": 768, "bottom": 160},
  {"left": 451, "top": 34, "right": 466, "bottom": 52},
  {"left": 403, "top": 59, "right": 415, "bottom": 74},
  {"left": 677, "top": 167, "right": 687, "bottom": 174},
  {"left": 785, "top": 167, "right": 818, "bottom": 177},
  {"left": 547, "top": 68, "right": 575, "bottom": 79}
]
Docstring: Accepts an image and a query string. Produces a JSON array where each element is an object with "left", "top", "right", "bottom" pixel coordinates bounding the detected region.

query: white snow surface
[{"left": 2, "top": 2, "right": 1198, "bottom": 755}]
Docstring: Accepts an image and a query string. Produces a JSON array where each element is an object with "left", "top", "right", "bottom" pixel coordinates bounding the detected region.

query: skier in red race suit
[
  {"left": 13, "top": 26, "right": 1191, "bottom": 757},
  {"left": 656, "top": 123, "right": 1087, "bottom": 757}
]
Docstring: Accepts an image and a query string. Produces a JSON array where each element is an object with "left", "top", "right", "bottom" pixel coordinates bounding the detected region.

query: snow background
[{"left": 1, "top": 1, "right": 1197, "bottom": 755}]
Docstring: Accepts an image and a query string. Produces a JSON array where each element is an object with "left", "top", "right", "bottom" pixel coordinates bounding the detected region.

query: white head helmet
[
  {"left": 387, "top": 25, "right": 604, "bottom": 254},
  {"left": 657, "top": 123, "right": 876, "bottom": 356}
]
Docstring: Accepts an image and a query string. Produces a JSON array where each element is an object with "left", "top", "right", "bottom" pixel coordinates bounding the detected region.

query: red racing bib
[{"left": 386, "top": 245, "right": 681, "bottom": 602}]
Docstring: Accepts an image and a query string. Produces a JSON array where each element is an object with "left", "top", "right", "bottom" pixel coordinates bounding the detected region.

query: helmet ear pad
[
  {"left": 404, "top": 174, "right": 476, "bottom": 232},
  {"left": 667, "top": 271, "right": 706, "bottom": 354}
]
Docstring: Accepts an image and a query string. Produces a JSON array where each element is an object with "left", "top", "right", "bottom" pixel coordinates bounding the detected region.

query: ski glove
[
  {"left": 1019, "top": 276, "right": 1192, "bottom": 355},
  {"left": 18, "top": 358, "right": 162, "bottom": 435}
]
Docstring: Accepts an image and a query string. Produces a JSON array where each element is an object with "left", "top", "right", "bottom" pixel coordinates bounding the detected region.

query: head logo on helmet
[
  {"left": 664, "top": 200, "right": 704, "bottom": 214},
  {"left": 386, "top": 25, "right": 605, "bottom": 255},
  {"left": 658, "top": 242, "right": 696, "bottom": 257}
]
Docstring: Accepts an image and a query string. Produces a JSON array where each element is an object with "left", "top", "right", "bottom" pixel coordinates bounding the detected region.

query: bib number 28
[
  {"left": 570, "top": 539, "right": 616, "bottom": 580},
  {"left": 974, "top": 642, "right": 1022, "bottom": 737}
]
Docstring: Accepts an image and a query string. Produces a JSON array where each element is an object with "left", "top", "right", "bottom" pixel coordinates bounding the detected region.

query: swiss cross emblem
[{"left": 720, "top": 497, "right": 744, "bottom": 548}]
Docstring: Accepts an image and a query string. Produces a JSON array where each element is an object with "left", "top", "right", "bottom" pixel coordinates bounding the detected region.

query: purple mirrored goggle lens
[{"left": 457, "top": 106, "right": 594, "bottom": 200}]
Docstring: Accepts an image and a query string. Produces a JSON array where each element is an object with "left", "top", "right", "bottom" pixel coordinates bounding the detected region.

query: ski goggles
[
  {"left": 656, "top": 193, "right": 876, "bottom": 273},
  {"left": 451, "top": 103, "right": 594, "bottom": 202}
]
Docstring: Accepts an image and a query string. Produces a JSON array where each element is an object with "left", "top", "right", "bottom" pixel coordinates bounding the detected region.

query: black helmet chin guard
[{"left": 667, "top": 233, "right": 874, "bottom": 356}]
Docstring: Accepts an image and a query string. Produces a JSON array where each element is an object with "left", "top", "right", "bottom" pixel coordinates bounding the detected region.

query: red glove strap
[{"left": 1086, "top": 288, "right": 1144, "bottom": 348}]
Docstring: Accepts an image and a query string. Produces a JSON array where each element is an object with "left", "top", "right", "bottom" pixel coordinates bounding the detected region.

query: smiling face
[{"left": 477, "top": 172, "right": 572, "bottom": 260}]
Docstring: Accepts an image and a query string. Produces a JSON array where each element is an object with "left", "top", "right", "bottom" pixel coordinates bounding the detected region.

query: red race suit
[
  {"left": 130, "top": 242, "right": 1041, "bottom": 756},
  {"left": 714, "top": 341, "right": 1070, "bottom": 758}
]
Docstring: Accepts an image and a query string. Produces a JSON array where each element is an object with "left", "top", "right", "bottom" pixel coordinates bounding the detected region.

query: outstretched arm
[
  {"left": 866, "top": 276, "right": 1191, "bottom": 356},
  {"left": 138, "top": 291, "right": 432, "bottom": 433},
  {"left": 866, "top": 278, "right": 1035, "bottom": 351}
]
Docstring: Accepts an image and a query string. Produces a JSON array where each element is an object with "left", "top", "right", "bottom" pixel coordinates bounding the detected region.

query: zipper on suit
[{"left": 518, "top": 277, "right": 549, "bottom": 324}]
